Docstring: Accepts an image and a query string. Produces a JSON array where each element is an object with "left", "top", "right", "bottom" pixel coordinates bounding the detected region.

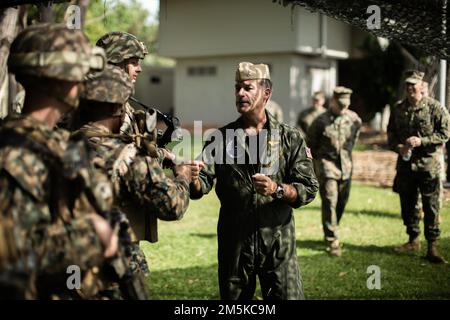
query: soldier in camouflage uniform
[
  {"left": 388, "top": 70, "right": 450, "bottom": 263},
  {"left": 73, "top": 65, "right": 191, "bottom": 283},
  {"left": 189, "top": 62, "right": 318, "bottom": 300},
  {"left": 307, "top": 87, "right": 362, "bottom": 257},
  {"left": 95, "top": 31, "right": 146, "bottom": 137},
  {"left": 297, "top": 91, "right": 327, "bottom": 137},
  {"left": 0, "top": 23, "right": 118, "bottom": 299},
  {"left": 95, "top": 32, "right": 173, "bottom": 166}
]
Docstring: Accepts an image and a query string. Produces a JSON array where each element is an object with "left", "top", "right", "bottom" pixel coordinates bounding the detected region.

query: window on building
[
  {"left": 187, "top": 66, "right": 217, "bottom": 77},
  {"left": 150, "top": 76, "right": 161, "bottom": 84}
]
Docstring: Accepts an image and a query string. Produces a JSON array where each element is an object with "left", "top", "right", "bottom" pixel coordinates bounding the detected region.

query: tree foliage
[
  {"left": 84, "top": 0, "right": 157, "bottom": 52},
  {"left": 26, "top": 0, "right": 158, "bottom": 55},
  {"left": 340, "top": 34, "right": 433, "bottom": 120}
]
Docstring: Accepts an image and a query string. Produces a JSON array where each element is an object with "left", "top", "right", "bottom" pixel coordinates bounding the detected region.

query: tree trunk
[
  {"left": 0, "top": 7, "right": 19, "bottom": 118},
  {"left": 39, "top": 2, "right": 54, "bottom": 23},
  {"left": 76, "top": 0, "right": 89, "bottom": 29}
]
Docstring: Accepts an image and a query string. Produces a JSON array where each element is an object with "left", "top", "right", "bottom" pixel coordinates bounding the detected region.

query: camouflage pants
[
  {"left": 319, "top": 178, "right": 351, "bottom": 242},
  {"left": 129, "top": 242, "right": 149, "bottom": 276},
  {"left": 396, "top": 170, "right": 441, "bottom": 241}
]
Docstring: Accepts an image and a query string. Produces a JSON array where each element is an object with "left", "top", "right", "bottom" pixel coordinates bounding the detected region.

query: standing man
[
  {"left": 74, "top": 65, "right": 191, "bottom": 244},
  {"left": 73, "top": 65, "right": 191, "bottom": 299},
  {"left": 189, "top": 62, "right": 318, "bottom": 300},
  {"left": 388, "top": 70, "right": 450, "bottom": 263},
  {"left": 307, "top": 87, "right": 362, "bottom": 257},
  {"left": 297, "top": 91, "right": 327, "bottom": 137},
  {"left": 0, "top": 23, "right": 117, "bottom": 299},
  {"left": 95, "top": 31, "right": 176, "bottom": 242}
]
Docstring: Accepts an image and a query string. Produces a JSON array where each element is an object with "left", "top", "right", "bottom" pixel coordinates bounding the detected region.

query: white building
[
  {"left": 158, "top": 0, "right": 361, "bottom": 128},
  {"left": 134, "top": 65, "right": 174, "bottom": 114}
]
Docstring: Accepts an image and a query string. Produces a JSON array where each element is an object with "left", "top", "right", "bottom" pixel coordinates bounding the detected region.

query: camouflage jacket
[
  {"left": 0, "top": 115, "right": 113, "bottom": 298},
  {"left": 194, "top": 111, "right": 318, "bottom": 279},
  {"left": 387, "top": 97, "right": 450, "bottom": 175},
  {"left": 297, "top": 105, "right": 326, "bottom": 137},
  {"left": 119, "top": 101, "right": 167, "bottom": 164},
  {"left": 120, "top": 102, "right": 139, "bottom": 136},
  {"left": 75, "top": 122, "right": 190, "bottom": 240},
  {"left": 308, "top": 109, "right": 362, "bottom": 180}
]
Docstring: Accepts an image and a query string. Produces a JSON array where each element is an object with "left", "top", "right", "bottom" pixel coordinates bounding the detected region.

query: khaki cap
[
  {"left": 235, "top": 62, "right": 270, "bottom": 81},
  {"left": 333, "top": 86, "right": 352, "bottom": 106},
  {"left": 404, "top": 70, "right": 424, "bottom": 84}
]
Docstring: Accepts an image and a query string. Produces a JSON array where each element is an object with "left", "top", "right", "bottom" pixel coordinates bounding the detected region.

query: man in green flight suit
[{"left": 189, "top": 62, "right": 318, "bottom": 300}]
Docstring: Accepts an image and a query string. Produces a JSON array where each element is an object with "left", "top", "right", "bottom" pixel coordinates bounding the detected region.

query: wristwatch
[{"left": 272, "top": 183, "right": 285, "bottom": 199}]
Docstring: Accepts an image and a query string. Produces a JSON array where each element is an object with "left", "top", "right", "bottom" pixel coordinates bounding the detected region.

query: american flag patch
[{"left": 305, "top": 147, "right": 313, "bottom": 159}]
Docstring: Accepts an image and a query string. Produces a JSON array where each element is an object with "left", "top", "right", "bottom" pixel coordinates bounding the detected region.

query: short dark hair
[{"left": 259, "top": 79, "right": 272, "bottom": 90}]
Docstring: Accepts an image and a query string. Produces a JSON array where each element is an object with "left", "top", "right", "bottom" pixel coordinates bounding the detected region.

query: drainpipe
[
  {"left": 440, "top": 59, "right": 447, "bottom": 108},
  {"left": 319, "top": 13, "right": 327, "bottom": 58}
]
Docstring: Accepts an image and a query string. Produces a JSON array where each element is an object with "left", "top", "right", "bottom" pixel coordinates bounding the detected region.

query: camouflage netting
[{"left": 273, "top": 0, "right": 448, "bottom": 59}]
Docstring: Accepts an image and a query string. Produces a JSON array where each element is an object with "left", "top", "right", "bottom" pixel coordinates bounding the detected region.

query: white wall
[
  {"left": 134, "top": 66, "right": 174, "bottom": 114},
  {"left": 159, "top": 0, "right": 297, "bottom": 58},
  {"left": 159, "top": 0, "right": 352, "bottom": 58},
  {"left": 158, "top": 0, "right": 348, "bottom": 127},
  {"left": 174, "top": 54, "right": 291, "bottom": 127}
]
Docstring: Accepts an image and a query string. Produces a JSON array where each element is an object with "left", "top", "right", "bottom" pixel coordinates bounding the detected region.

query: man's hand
[
  {"left": 252, "top": 173, "right": 277, "bottom": 196},
  {"left": 173, "top": 163, "right": 192, "bottom": 182},
  {"left": 398, "top": 144, "right": 412, "bottom": 157},
  {"left": 160, "top": 148, "right": 176, "bottom": 162},
  {"left": 405, "top": 136, "right": 422, "bottom": 148},
  {"left": 186, "top": 160, "right": 205, "bottom": 183},
  {"left": 88, "top": 214, "right": 118, "bottom": 258}
]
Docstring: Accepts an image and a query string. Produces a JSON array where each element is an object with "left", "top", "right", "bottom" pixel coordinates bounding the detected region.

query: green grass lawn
[{"left": 141, "top": 182, "right": 450, "bottom": 300}]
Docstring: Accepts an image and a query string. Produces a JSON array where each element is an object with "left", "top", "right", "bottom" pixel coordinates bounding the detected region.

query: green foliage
[
  {"left": 25, "top": 0, "right": 158, "bottom": 60},
  {"left": 341, "top": 35, "right": 405, "bottom": 120},
  {"left": 84, "top": 0, "right": 157, "bottom": 53},
  {"left": 142, "top": 183, "right": 450, "bottom": 299}
]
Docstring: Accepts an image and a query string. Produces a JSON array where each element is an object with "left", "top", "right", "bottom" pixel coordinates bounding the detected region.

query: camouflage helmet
[
  {"left": 81, "top": 65, "right": 134, "bottom": 105},
  {"left": 8, "top": 23, "right": 106, "bottom": 82},
  {"left": 96, "top": 31, "right": 148, "bottom": 64}
]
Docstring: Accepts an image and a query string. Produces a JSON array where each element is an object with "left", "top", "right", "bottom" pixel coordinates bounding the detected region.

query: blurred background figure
[
  {"left": 308, "top": 87, "right": 362, "bottom": 257},
  {"left": 297, "top": 91, "right": 327, "bottom": 138},
  {"left": 265, "top": 99, "right": 284, "bottom": 123}
]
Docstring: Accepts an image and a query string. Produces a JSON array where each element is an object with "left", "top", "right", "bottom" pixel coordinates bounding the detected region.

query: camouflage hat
[
  {"left": 8, "top": 23, "right": 105, "bottom": 82},
  {"left": 96, "top": 31, "right": 148, "bottom": 64},
  {"left": 333, "top": 86, "right": 352, "bottom": 106},
  {"left": 235, "top": 62, "right": 270, "bottom": 81},
  {"left": 404, "top": 70, "right": 425, "bottom": 84},
  {"left": 81, "top": 65, "right": 134, "bottom": 105}
]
